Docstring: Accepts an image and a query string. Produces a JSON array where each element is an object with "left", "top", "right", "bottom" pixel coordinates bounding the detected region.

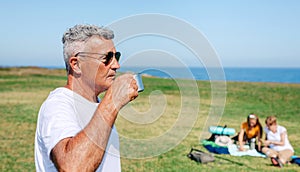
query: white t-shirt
[
  {"left": 264, "top": 125, "right": 294, "bottom": 152},
  {"left": 35, "top": 87, "right": 121, "bottom": 172}
]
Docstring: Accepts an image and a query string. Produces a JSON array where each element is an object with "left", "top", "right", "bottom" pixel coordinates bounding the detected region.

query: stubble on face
[{"left": 82, "top": 36, "right": 119, "bottom": 94}]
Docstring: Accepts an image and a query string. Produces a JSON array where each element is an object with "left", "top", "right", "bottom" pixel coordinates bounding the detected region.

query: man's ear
[{"left": 69, "top": 57, "right": 81, "bottom": 75}]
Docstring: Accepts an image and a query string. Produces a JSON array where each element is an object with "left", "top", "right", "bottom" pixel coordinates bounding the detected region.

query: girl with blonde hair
[{"left": 262, "top": 116, "right": 294, "bottom": 168}]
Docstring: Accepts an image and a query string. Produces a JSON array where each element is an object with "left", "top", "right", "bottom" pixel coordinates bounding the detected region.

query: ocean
[{"left": 119, "top": 67, "right": 300, "bottom": 84}]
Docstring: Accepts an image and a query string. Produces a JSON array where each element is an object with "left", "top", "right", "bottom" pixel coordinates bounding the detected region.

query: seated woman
[
  {"left": 262, "top": 116, "right": 294, "bottom": 168},
  {"left": 233, "top": 114, "right": 262, "bottom": 151}
]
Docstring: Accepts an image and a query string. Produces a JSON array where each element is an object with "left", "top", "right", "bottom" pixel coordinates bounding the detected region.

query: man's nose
[{"left": 111, "top": 57, "right": 120, "bottom": 69}]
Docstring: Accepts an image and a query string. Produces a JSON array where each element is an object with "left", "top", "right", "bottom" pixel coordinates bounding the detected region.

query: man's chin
[
  {"left": 106, "top": 76, "right": 116, "bottom": 84},
  {"left": 97, "top": 81, "right": 113, "bottom": 93}
]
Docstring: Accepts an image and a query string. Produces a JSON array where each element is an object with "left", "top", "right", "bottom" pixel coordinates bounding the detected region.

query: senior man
[{"left": 35, "top": 24, "right": 138, "bottom": 171}]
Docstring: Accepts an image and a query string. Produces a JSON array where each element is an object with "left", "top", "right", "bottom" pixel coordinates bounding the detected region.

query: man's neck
[{"left": 65, "top": 76, "right": 99, "bottom": 103}]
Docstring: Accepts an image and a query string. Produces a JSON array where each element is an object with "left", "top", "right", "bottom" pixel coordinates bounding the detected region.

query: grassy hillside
[{"left": 0, "top": 67, "right": 299, "bottom": 171}]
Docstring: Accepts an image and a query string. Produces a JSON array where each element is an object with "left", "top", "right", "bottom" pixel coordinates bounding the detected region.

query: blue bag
[{"left": 291, "top": 156, "right": 300, "bottom": 166}]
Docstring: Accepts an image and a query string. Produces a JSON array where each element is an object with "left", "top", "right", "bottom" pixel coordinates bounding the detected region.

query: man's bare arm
[{"left": 51, "top": 74, "right": 138, "bottom": 171}]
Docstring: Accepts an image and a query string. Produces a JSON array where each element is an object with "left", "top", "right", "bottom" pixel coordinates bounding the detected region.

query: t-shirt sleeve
[
  {"left": 263, "top": 126, "right": 268, "bottom": 133},
  {"left": 241, "top": 122, "right": 247, "bottom": 130},
  {"left": 279, "top": 126, "right": 287, "bottom": 134},
  {"left": 39, "top": 99, "right": 81, "bottom": 158}
]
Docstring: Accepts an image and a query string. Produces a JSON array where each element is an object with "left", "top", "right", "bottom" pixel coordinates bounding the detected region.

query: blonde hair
[{"left": 265, "top": 116, "right": 277, "bottom": 126}]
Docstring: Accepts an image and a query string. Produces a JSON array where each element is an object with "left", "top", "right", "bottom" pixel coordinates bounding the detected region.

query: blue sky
[{"left": 0, "top": 0, "right": 299, "bottom": 68}]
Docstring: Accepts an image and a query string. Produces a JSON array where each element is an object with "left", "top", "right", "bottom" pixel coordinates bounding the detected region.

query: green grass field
[{"left": 1, "top": 67, "right": 299, "bottom": 171}]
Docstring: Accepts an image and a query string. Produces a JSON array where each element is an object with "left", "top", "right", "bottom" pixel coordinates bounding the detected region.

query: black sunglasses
[{"left": 74, "top": 51, "right": 121, "bottom": 65}]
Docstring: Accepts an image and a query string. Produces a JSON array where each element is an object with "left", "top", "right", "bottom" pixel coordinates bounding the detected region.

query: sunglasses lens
[
  {"left": 115, "top": 52, "right": 121, "bottom": 61},
  {"left": 104, "top": 52, "right": 113, "bottom": 65},
  {"left": 105, "top": 52, "right": 121, "bottom": 65}
]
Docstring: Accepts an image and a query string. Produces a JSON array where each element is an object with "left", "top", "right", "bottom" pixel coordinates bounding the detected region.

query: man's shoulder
[
  {"left": 40, "top": 87, "right": 75, "bottom": 114},
  {"left": 48, "top": 87, "right": 73, "bottom": 98},
  {"left": 43, "top": 87, "right": 73, "bottom": 104}
]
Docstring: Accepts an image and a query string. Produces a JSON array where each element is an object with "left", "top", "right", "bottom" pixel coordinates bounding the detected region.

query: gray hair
[{"left": 62, "top": 24, "right": 114, "bottom": 71}]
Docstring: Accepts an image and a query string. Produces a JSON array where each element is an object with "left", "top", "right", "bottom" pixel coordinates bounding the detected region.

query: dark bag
[
  {"left": 187, "top": 148, "right": 215, "bottom": 164},
  {"left": 291, "top": 157, "right": 300, "bottom": 166}
]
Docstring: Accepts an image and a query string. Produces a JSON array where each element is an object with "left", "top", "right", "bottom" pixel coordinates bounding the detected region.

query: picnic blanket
[{"left": 227, "top": 144, "right": 266, "bottom": 158}]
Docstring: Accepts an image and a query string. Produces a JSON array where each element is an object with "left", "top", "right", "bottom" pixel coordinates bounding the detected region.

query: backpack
[{"left": 187, "top": 148, "right": 215, "bottom": 164}]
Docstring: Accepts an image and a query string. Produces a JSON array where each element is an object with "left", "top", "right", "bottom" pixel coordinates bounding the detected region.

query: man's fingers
[{"left": 131, "top": 76, "right": 138, "bottom": 91}]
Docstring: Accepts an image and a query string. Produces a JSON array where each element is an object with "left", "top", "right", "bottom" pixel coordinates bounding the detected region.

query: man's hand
[{"left": 107, "top": 74, "right": 139, "bottom": 110}]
